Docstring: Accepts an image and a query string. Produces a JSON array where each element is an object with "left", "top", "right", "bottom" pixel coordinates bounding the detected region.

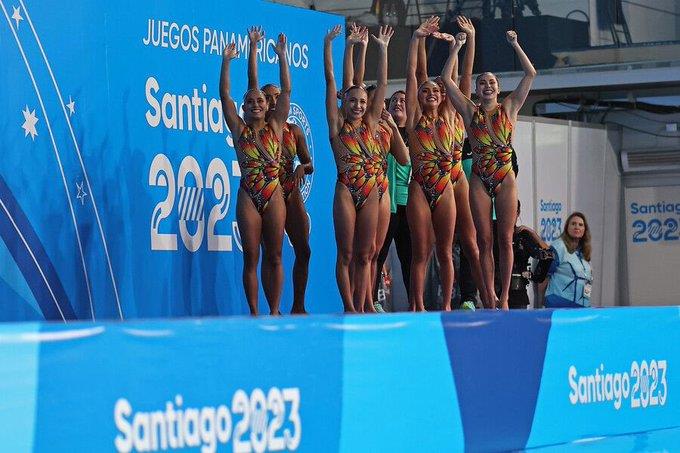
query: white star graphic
[
  {"left": 21, "top": 105, "right": 39, "bottom": 141},
  {"left": 11, "top": 6, "right": 23, "bottom": 29},
  {"left": 76, "top": 181, "right": 88, "bottom": 205},
  {"left": 66, "top": 96, "right": 75, "bottom": 116}
]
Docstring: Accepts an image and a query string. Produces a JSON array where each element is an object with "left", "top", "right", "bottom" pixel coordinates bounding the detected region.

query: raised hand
[
  {"left": 248, "top": 26, "right": 264, "bottom": 44},
  {"left": 348, "top": 23, "right": 369, "bottom": 45},
  {"left": 415, "top": 16, "right": 439, "bottom": 38},
  {"left": 506, "top": 30, "right": 518, "bottom": 45},
  {"left": 359, "top": 25, "right": 369, "bottom": 46},
  {"left": 371, "top": 25, "right": 395, "bottom": 48},
  {"left": 456, "top": 15, "right": 475, "bottom": 36},
  {"left": 432, "top": 31, "right": 454, "bottom": 42},
  {"left": 348, "top": 22, "right": 362, "bottom": 44},
  {"left": 325, "top": 25, "right": 342, "bottom": 42},
  {"left": 222, "top": 43, "right": 238, "bottom": 60},
  {"left": 381, "top": 108, "right": 396, "bottom": 127},
  {"left": 455, "top": 32, "right": 467, "bottom": 47},
  {"left": 275, "top": 33, "right": 287, "bottom": 56}
]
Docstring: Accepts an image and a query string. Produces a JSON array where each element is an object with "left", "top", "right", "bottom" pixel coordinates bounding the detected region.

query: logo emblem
[{"left": 287, "top": 102, "right": 314, "bottom": 202}]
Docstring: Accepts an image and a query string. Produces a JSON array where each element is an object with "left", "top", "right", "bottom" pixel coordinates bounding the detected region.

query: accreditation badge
[{"left": 583, "top": 281, "right": 593, "bottom": 298}]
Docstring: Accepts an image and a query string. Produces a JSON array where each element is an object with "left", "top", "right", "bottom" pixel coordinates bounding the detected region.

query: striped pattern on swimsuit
[
  {"left": 337, "top": 121, "right": 381, "bottom": 210},
  {"left": 469, "top": 104, "right": 514, "bottom": 197},
  {"left": 237, "top": 124, "right": 281, "bottom": 214},
  {"left": 451, "top": 113, "right": 465, "bottom": 186},
  {"left": 279, "top": 123, "right": 298, "bottom": 200},
  {"left": 412, "top": 115, "right": 454, "bottom": 210}
]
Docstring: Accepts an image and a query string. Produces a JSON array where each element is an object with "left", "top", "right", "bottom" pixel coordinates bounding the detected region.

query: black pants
[
  {"left": 457, "top": 241, "right": 477, "bottom": 303},
  {"left": 509, "top": 290, "right": 529, "bottom": 309},
  {"left": 375, "top": 204, "right": 411, "bottom": 301}
]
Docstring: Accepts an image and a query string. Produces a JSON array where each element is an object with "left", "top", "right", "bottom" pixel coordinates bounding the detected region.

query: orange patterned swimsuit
[
  {"left": 237, "top": 124, "right": 281, "bottom": 214},
  {"left": 373, "top": 123, "right": 391, "bottom": 200},
  {"left": 279, "top": 123, "right": 298, "bottom": 201},
  {"left": 451, "top": 113, "right": 465, "bottom": 186},
  {"left": 469, "top": 104, "right": 514, "bottom": 197},
  {"left": 412, "top": 115, "right": 454, "bottom": 210},
  {"left": 337, "top": 121, "right": 381, "bottom": 210}
]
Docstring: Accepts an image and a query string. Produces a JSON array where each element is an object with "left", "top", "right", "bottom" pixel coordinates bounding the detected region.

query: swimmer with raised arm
[
  {"left": 405, "top": 17, "right": 457, "bottom": 311},
  {"left": 220, "top": 33, "right": 291, "bottom": 315},
  {"left": 247, "top": 26, "right": 313, "bottom": 314},
  {"left": 324, "top": 25, "right": 394, "bottom": 312},
  {"left": 441, "top": 30, "right": 536, "bottom": 310}
]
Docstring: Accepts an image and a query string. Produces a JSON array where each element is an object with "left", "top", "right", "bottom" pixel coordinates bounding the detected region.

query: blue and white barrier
[{"left": 1, "top": 307, "right": 678, "bottom": 451}]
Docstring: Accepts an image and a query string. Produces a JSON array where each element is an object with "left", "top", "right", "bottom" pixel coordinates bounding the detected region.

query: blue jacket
[{"left": 544, "top": 237, "right": 593, "bottom": 308}]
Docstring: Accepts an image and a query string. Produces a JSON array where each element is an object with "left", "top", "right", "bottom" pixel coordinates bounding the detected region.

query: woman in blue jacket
[{"left": 540, "top": 212, "right": 593, "bottom": 308}]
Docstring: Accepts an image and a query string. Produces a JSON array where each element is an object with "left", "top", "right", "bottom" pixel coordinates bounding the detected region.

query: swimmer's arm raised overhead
[
  {"left": 343, "top": 23, "right": 358, "bottom": 92},
  {"left": 440, "top": 33, "right": 476, "bottom": 124},
  {"left": 416, "top": 31, "right": 428, "bottom": 86},
  {"left": 324, "top": 25, "right": 343, "bottom": 137},
  {"left": 354, "top": 24, "right": 368, "bottom": 87},
  {"left": 502, "top": 30, "right": 536, "bottom": 121},
  {"left": 219, "top": 43, "right": 245, "bottom": 139},
  {"left": 382, "top": 109, "right": 409, "bottom": 165},
  {"left": 456, "top": 15, "right": 476, "bottom": 99},
  {"left": 365, "top": 25, "right": 394, "bottom": 125},
  {"left": 247, "top": 26, "right": 264, "bottom": 91},
  {"left": 431, "top": 31, "right": 456, "bottom": 115},
  {"left": 270, "top": 33, "right": 291, "bottom": 133},
  {"left": 406, "top": 17, "right": 438, "bottom": 130},
  {"left": 343, "top": 23, "right": 368, "bottom": 91}
]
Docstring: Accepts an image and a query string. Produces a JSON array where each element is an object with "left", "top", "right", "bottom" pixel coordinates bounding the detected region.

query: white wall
[
  {"left": 602, "top": 127, "right": 623, "bottom": 306},
  {"left": 525, "top": 117, "right": 617, "bottom": 307},
  {"left": 570, "top": 124, "right": 606, "bottom": 303}
]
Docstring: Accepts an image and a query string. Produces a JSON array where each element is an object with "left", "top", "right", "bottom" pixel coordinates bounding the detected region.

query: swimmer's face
[
  {"left": 243, "top": 90, "right": 267, "bottom": 121},
  {"left": 388, "top": 92, "right": 406, "bottom": 123},
  {"left": 418, "top": 81, "right": 442, "bottom": 111},
  {"left": 567, "top": 215, "right": 586, "bottom": 240},
  {"left": 343, "top": 88, "right": 368, "bottom": 121},
  {"left": 476, "top": 72, "right": 499, "bottom": 101},
  {"left": 262, "top": 85, "right": 280, "bottom": 112}
]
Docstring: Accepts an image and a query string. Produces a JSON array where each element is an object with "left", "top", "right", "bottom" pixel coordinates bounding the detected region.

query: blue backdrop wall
[{"left": 0, "top": 0, "right": 344, "bottom": 320}]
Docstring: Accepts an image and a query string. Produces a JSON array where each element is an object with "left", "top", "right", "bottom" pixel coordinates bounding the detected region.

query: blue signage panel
[
  {"left": 441, "top": 310, "right": 553, "bottom": 451},
  {"left": 0, "top": 0, "right": 344, "bottom": 320},
  {"left": 528, "top": 307, "right": 680, "bottom": 447},
  {"left": 31, "top": 317, "right": 345, "bottom": 452},
  {"left": 1, "top": 309, "right": 680, "bottom": 451}
]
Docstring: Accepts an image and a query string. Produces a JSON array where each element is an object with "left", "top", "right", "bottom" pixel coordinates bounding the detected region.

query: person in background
[
  {"left": 456, "top": 140, "right": 478, "bottom": 310},
  {"left": 374, "top": 90, "right": 413, "bottom": 311},
  {"left": 539, "top": 212, "right": 593, "bottom": 308},
  {"left": 508, "top": 201, "right": 554, "bottom": 309}
]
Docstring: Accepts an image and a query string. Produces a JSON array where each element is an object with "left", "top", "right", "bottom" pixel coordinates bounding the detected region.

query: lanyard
[{"left": 576, "top": 251, "right": 591, "bottom": 281}]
